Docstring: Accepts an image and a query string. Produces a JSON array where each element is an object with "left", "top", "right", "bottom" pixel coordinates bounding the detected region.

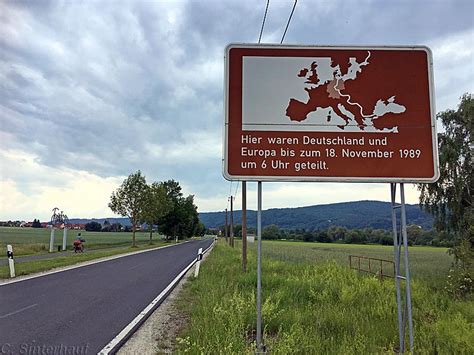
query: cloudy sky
[{"left": 1, "top": 0, "right": 473, "bottom": 221}]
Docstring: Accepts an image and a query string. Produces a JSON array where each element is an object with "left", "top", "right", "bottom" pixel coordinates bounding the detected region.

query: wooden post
[
  {"left": 242, "top": 181, "right": 247, "bottom": 272},
  {"left": 225, "top": 208, "right": 228, "bottom": 244},
  {"left": 230, "top": 196, "right": 234, "bottom": 248}
]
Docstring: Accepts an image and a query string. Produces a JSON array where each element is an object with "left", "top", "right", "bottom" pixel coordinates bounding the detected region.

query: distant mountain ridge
[
  {"left": 68, "top": 201, "right": 433, "bottom": 231},
  {"left": 198, "top": 200, "right": 433, "bottom": 231}
]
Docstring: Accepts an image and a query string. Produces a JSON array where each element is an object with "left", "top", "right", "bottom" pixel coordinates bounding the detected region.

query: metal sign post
[
  {"left": 390, "top": 183, "right": 414, "bottom": 352},
  {"left": 256, "top": 181, "right": 263, "bottom": 352}
]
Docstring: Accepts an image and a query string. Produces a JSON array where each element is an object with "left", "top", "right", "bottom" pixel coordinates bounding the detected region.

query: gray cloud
[{"left": 1, "top": 0, "right": 473, "bottom": 215}]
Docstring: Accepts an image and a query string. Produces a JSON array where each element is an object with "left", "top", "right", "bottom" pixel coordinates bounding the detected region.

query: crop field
[
  {"left": 0, "top": 227, "right": 162, "bottom": 256},
  {"left": 176, "top": 240, "right": 473, "bottom": 354}
]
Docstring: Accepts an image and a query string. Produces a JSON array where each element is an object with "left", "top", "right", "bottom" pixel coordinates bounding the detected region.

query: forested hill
[{"left": 198, "top": 200, "right": 433, "bottom": 231}]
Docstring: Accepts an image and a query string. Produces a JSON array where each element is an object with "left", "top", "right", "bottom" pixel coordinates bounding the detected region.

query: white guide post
[
  {"left": 7, "top": 244, "right": 15, "bottom": 278},
  {"left": 194, "top": 247, "right": 203, "bottom": 278},
  {"left": 49, "top": 226, "right": 55, "bottom": 253},
  {"left": 62, "top": 228, "right": 68, "bottom": 251}
]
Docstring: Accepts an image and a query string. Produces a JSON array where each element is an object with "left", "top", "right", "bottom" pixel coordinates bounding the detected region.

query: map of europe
[{"left": 285, "top": 51, "right": 406, "bottom": 133}]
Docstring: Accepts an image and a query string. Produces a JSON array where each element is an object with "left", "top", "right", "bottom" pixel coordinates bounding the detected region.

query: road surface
[{"left": 0, "top": 239, "right": 213, "bottom": 354}]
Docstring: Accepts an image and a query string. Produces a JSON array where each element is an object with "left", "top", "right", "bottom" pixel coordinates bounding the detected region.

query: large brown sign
[{"left": 223, "top": 44, "right": 438, "bottom": 182}]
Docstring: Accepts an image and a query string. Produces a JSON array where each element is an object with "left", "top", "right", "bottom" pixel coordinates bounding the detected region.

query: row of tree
[
  {"left": 84, "top": 221, "right": 125, "bottom": 232},
  {"left": 108, "top": 171, "right": 205, "bottom": 246},
  {"left": 222, "top": 224, "right": 455, "bottom": 247}
]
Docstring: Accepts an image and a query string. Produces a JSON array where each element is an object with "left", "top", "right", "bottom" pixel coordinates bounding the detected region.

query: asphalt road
[{"left": 0, "top": 239, "right": 213, "bottom": 354}]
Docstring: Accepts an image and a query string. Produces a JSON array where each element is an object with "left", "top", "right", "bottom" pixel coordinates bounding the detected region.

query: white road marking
[
  {"left": 98, "top": 241, "right": 214, "bottom": 354},
  {"left": 0, "top": 303, "right": 38, "bottom": 319}
]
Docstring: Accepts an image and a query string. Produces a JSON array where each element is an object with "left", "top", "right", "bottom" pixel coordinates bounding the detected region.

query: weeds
[{"left": 177, "top": 241, "right": 473, "bottom": 354}]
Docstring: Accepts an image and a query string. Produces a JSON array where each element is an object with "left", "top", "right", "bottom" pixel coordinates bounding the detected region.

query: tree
[
  {"left": 195, "top": 221, "right": 206, "bottom": 237},
  {"left": 157, "top": 180, "right": 201, "bottom": 241},
  {"left": 418, "top": 93, "right": 473, "bottom": 298},
  {"left": 85, "top": 221, "right": 102, "bottom": 232},
  {"left": 32, "top": 219, "right": 42, "bottom": 228},
  {"left": 110, "top": 222, "right": 122, "bottom": 232},
  {"left": 109, "top": 171, "right": 148, "bottom": 247},
  {"left": 140, "top": 182, "right": 170, "bottom": 244},
  {"left": 262, "top": 224, "right": 281, "bottom": 240}
]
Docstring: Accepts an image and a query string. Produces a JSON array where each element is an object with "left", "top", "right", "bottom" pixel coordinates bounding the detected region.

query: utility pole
[
  {"left": 229, "top": 196, "right": 234, "bottom": 248},
  {"left": 225, "top": 208, "right": 229, "bottom": 244},
  {"left": 242, "top": 181, "right": 247, "bottom": 272}
]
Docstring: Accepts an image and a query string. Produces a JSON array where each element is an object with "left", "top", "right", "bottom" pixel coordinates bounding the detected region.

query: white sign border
[{"left": 223, "top": 43, "right": 439, "bottom": 183}]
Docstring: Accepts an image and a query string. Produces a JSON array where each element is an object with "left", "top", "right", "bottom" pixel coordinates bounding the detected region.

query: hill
[{"left": 198, "top": 200, "right": 433, "bottom": 231}]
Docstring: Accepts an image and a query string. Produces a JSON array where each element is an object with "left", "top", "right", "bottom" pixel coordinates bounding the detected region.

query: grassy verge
[
  {"left": 0, "top": 227, "right": 165, "bottom": 256},
  {"left": 0, "top": 241, "right": 170, "bottom": 279},
  {"left": 176, "top": 241, "right": 473, "bottom": 354}
]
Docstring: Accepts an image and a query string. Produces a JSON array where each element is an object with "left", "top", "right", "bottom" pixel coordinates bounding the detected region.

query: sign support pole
[
  {"left": 225, "top": 208, "right": 229, "bottom": 244},
  {"left": 242, "top": 181, "right": 247, "bottom": 272},
  {"left": 256, "top": 181, "right": 263, "bottom": 352},
  {"left": 390, "top": 183, "right": 414, "bottom": 353},
  {"left": 230, "top": 196, "right": 234, "bottom": 248}
]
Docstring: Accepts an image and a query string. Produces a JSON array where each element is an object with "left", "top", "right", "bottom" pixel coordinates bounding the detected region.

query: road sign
[{"left": 223, "top": 44, "right": 438, "bottom": 182}]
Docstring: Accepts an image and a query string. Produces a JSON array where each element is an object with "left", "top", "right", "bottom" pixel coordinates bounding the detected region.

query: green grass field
[
  {"left": 0, "top": 227, "right": 171, "bottom": 278},
  {"left": 0, "top": 243, "right": 167, "bottom": 279},
  {"left": 261, "top": 240, "right": 451, "bottom": 290},
  {"left": 176, "top": 240, "right": 473, "bottom": 354},
  {"left": 0, "top": 227, "right": 163, "bottom": 256}
]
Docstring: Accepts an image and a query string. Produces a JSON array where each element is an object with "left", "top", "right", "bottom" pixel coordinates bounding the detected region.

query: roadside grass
[
  {"left": 176, "top": 240, "right": 473, "bottom": 354},
  {"left": 0, "top": 227, "right": 162, "bottom": 256},
  {"left": 0, "top": 241, "right": 170, "bottom": 279}
]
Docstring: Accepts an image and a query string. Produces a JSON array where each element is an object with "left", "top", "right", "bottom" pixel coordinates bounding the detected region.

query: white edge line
[
  {"left": 0, "top": 241, "right": 194, "bottom": 286},
  {"left": 98, "top": 241, "right": 215, "bottom": 354}
]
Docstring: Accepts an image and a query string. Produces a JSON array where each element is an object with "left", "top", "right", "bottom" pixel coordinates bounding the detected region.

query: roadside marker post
[
  {"left": 194, "top": 247, "right": 203, "bottom": 278},
  {"left": 49, "top": 226, "right": 55, "bottom": 253},
  {"left": 62, "top": 227, "right": 68, "bottom": 251},
  {"left": 7, "top": 245, "right": 15, "bottom": 278}
]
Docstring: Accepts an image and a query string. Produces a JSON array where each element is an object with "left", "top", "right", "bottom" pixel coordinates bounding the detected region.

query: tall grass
[{"left": 177, "top": 241, "right": 473, "bottom": 354}]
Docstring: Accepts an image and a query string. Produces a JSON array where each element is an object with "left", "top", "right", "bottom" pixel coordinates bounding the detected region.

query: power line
[
  {"left": 233, "top": 181, "right": 240, "bottom": 202},
  {"left": 280, "top": 0, "right": 297, "bottom": 44},
  {"left": 226, "top": 0, "right": 272, "bottom": 211},
  {"left": 258, "top": 0, "right": 270, "bottom": 44}
]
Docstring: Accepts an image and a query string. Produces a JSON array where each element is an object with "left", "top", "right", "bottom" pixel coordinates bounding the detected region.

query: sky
[{"left": 1, "top": 0, "right": 473, "bottom": 221}]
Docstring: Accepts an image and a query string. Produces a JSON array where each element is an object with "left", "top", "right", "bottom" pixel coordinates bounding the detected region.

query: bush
[{"left": 85, "top": 221, "right": 102, "bottom": 232}]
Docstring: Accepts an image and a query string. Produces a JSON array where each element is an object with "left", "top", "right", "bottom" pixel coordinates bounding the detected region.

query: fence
[{"left": 349, "top": 255, "right": 395, "bottom": 280}]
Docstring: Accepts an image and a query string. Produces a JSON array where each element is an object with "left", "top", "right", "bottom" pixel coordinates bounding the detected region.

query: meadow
[
  {"left": 0, "top": 227, "right": 162, "bottom": 256},
  {"left": 0, "top": 227, "right": 169, "bottom": 278},
  {"left": 176, "top": 240, "right": 473, "bottom": 354}
]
